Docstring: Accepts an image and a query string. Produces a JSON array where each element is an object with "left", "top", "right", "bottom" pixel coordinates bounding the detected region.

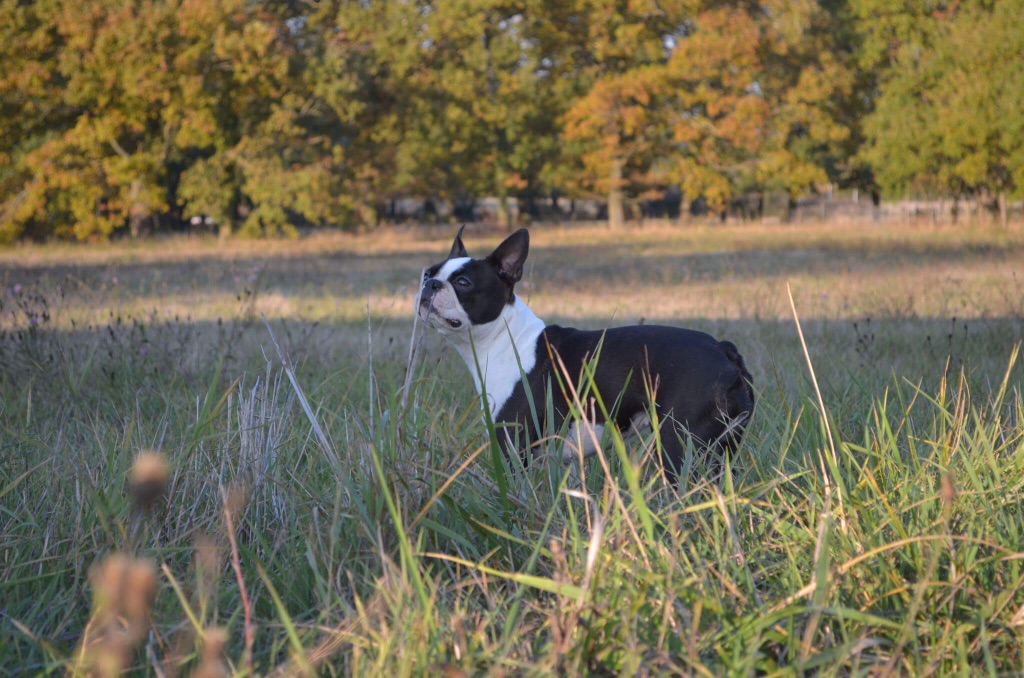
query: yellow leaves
[
  {"left": 672, "top": 157, "right": 733, "bottom": 210},
  {"left": 757, "top": 149, "right": 827, "bottom": 194},
  {"left": 0, "top": 0, "right": 935, "bottom": 238},
  {"left": 562, "top": 70, "right": 664, "bottom": 193},
  {"left": 504, "top": 173, "right": 529, "bottom": 192},
  {"left": 669, "top": 6, "right": 761, "bottom": 82},
  {"left": 564, "top": 71, "right": 658, "bottom": 143},
  {"left": 861, "top": 0, "right": 1024, "bottom": 197},
  {"left": 10, "top": 109, "right": 169, "bottom": 240}
]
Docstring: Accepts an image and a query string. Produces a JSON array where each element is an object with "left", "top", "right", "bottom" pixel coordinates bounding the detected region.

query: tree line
[{"left": 1, "top": 0, "right": 1021, "bottom": 241}]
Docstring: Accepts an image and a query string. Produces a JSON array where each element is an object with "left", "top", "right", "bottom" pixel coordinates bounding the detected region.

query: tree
[
  {"left": 757, "top": 0, "right": 857, "bottom": 212},
  {"left": 659, "top": 5, "right": 769, "bottom": 212},
  {"left": 561, "top": 0, "right": 858, "bottom": 224},
  {"left": 556, "top": 0, "right": 687, "bottom": 228},
  {"left": 2, "top": 0, "right": 372, "bottom": 240},
  {"left": 2, "top": 0, "right": 286, "bottom": 239},
  {"left": 420, "top": 1, "right": 565, "bottom": 228},
  {"left": 0, "top": 0, "right": 77, "bottom": 241},
  {"left": 11, "top": 0, "right": 220, "bottom": 239},
  {"left": 334, "top": 0, "right": 571, "bottom": 229},
  {"left": 860, "top": 0, "right": 1024, "bottom": 224},
  {"left": 0, "top": 0, "right": 70, "bottom": 242}
]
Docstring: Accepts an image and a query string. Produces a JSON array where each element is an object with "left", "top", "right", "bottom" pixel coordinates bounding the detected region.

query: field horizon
[{"left": 2, "top": 219, "right": 1023, "bottom": 674}]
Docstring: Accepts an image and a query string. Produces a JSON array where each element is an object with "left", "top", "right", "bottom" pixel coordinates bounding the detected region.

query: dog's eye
[{"left": 454, "top": 276, "right": 471, "bottom": 288}]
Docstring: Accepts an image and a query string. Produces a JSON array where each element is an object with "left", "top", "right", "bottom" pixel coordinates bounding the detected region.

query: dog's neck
[{"left": 447, "top": 295, "right": 546, "bottom": 418}]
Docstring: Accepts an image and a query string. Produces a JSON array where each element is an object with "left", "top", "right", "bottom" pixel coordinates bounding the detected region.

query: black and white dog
[{"left": 417, "top": 226, "right": 755, "bottom": 480}]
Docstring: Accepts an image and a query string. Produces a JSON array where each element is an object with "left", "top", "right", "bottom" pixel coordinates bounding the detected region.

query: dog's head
[{"left": 416, "top": 226, "right": 529, "bottom": 337}]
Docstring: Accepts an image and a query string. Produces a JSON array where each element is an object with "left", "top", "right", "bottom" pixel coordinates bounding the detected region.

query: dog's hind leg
[
  {"left": 654, "top": 415, "right": 703, "bottom": 483},
  {"left": 656, "top": 410, "right": 737, "bottom": 484}
]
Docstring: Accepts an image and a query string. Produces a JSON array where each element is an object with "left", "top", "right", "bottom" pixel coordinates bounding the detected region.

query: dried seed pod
[
  {"left": 129, "top": 450, "right": 169, "bottom": 512},
  {"left": 80, "top": 554, "right": 158, "bottom": 676},
  {"left": 194, "top": 627, "right": 230, "bottom": 678}
]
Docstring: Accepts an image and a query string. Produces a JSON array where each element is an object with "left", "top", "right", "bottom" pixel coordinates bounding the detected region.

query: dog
[{"left": 416, "top": 226, "right": 754, "bottom": 481}]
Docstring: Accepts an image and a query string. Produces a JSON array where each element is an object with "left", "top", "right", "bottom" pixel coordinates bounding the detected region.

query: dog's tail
[{"left": 718, "top": 340, "right": 755, "bottom": 451}]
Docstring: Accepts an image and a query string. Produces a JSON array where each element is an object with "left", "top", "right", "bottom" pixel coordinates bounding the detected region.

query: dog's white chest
[{"left": 450, "top": 296, "right": 544, "bottom": 419}]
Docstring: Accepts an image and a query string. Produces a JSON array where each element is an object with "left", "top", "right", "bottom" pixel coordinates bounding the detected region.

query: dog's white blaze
[
  {"left": 445, "top": 295, "right": 545, "bottom": 419},
  {"left": 435, "top": 257, "right": 471, "bottom": 282}
]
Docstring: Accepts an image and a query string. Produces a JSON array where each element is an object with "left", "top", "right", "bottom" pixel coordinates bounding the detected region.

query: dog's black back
[{"left": 495, "top": 324, "right": 755, "bottom": 479}]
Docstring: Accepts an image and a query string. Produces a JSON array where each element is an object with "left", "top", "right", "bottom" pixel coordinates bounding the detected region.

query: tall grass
[{"left": 2, "top": 223, "right": 1023, "bottom": 673}]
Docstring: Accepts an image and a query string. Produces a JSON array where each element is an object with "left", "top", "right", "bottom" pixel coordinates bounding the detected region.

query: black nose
[{"left": 426, "top": 279, "right": 443, "bottom": 291}]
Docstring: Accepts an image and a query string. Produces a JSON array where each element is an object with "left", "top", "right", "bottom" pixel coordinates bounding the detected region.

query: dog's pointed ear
[
  {"left": 448, "top": 225, "right": 469, "bottom": 259},
  {"left": 487, "top": 228, "right": 529, "bottom": 285}
]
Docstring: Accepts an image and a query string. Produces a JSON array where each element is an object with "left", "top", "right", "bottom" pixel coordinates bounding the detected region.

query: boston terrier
[{"left": 417, "top": 226, "right": 755, "bottom": 481}]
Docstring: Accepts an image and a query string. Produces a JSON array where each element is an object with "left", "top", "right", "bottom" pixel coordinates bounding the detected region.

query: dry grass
[{"left": 4, "top": 220, "right": 1022, "bottom": 326}]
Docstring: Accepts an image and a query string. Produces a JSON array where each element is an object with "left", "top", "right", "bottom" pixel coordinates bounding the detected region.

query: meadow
[{"left": 2, "top": 220, "right": 1023, "bottom": 674}]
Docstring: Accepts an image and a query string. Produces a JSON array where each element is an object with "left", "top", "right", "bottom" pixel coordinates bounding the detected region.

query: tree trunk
[
  {"left": 999, "top": 190, "right": 1008, "bottom": 228},
  {"left": 608, "top": 157, "right": 624, "bottom": 229},
  {"left": 784, "top": 196, "right": 797, "bottom": 223},
  {"left": 976, "top": 188, "right": 995, "bottom": 225},
  {"left": 128, "top": 179, "right": 148, "bottom": 238},
  {"left": 496, "top": 194, "right": 510, "bottom": 230}
]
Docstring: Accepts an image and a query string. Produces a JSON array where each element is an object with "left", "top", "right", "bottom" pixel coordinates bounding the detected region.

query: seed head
[
  {"left": 122, "top": 558, "right": 158, "bottom": 620},
  {"left": 130, "top": 450, "right": 169, "bottom": 512},
  {"left": 81, "top": 554, "right": 157, "bottom": 675},
  {"left": 940, "top": 472, "right": 957, "bottom": 514},
  {"left": 194, "top": 627, "right": 230, "bottom": 678}
]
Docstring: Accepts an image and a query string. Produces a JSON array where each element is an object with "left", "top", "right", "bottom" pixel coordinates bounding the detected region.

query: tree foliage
[
  {"left": 1, "top": 0, "right": 1021, "bottom": 241},
  {"left": 859, "top": 0, "right": 1024, "bottom": 219}
]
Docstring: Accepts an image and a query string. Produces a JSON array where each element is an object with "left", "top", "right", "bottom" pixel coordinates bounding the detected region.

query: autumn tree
[
  {"left": 3, "top": 0, "right": 1017, "bottom": 241},
  {"left": 562, "top": 0, "right": 857, "bottom": 223},
  {"left": 859, "top": 0, "right": 1024, "bottom": 224},
  {"left": 181, "top": 0, "right": 393, "bottom": 236},
  {"left": 659, "top": 5, "right": 769, "bottom": 213},
  {"left": 323, "top": 0, "right": 427, "bottom": 225},
  {"left": 557, "top": 0, "right": 687, "bottom": 228},
  {"left": 1, "top": 0, "right": 378, "bottom": 240},
  {"left": 1, "top": 0, "right": 290, "bottom": 239},
  {"left": 678, "top": 0, "right": 858, "bottom": 216},
  {"left": 755, "top": 0, "right": 857, "bottom": 214},
  {"left": 0, "top": 0, "right": 76, "bottom": 242}
]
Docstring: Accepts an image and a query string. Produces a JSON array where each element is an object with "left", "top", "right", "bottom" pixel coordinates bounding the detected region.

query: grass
[{"left": 1, "top": 220, "right": 1024, "bottom": 674}]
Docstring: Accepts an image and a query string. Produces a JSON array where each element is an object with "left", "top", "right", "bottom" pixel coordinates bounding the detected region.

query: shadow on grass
[{"left": 4, "top": 235, "right": 1022, "bottom": 303}]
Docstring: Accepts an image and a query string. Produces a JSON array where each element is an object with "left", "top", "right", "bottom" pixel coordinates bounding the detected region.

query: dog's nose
[{"left": 426, "top": 279, "right": 443, "bottom": 291}]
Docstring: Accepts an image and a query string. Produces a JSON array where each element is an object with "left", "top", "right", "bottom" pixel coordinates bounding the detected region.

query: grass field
[{"left": 2, "top": 220, "right": 1024, "bottom": 674}]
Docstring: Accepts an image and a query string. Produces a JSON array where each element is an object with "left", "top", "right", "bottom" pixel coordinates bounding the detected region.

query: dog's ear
[
  {"left": 448, "top": 225, "right": 469, "bottom": 259},
  {"left": 487, "top": 228, "right": 529, "bottom": 285}
]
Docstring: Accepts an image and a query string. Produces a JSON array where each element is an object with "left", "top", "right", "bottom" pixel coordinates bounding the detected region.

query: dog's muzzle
[
  {"left": 419, "top": 280, "right": 462, "bottom": 328},
  {"left": 419, "top": 280, "right": 441, "bottom": 313}
]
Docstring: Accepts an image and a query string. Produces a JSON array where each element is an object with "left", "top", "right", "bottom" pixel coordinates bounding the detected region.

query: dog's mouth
[{"left": 419, "top": 301, "right": 463, "bottom": 329}]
